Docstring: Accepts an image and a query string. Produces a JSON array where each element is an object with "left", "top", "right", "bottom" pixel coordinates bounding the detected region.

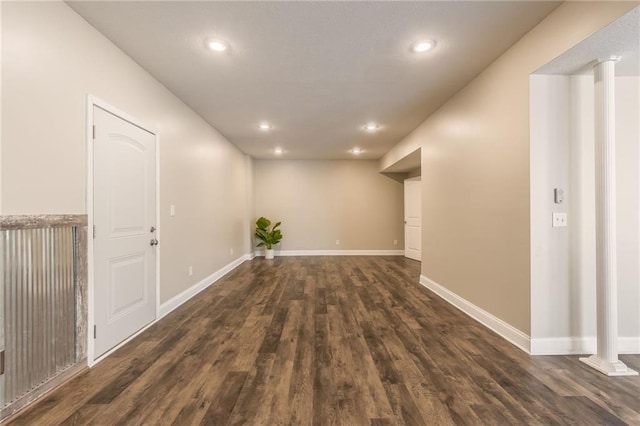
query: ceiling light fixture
[
  {"left": 274, "top": 147, "right": 283, "bottom": 155},
  {"left": 206, "top": 38, "right": 229, "bottom": 52},
  {"left": 411, "top": 40, "right": 436, "bottom": 53},
  {"left": 259, "top": 123, "right": 272, "bottom": 130},
  {"left": 350, "top": 147, "right": 363, "bottom": 155},
  {"left": 364, "top": 123, "right": 379, "bottom": 132}
]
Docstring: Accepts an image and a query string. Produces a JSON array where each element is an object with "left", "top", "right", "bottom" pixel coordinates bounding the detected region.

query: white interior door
[
  {"left": 404, "top": 177, "right": 421, "bottom": 261},
  {"left": 93, "top": 106, "right": 157, "bottom": 358}
]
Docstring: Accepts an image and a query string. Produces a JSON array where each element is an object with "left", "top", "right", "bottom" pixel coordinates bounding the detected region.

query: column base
[{"left": 579, "top": 355, "right": 639, "bottom": 377}]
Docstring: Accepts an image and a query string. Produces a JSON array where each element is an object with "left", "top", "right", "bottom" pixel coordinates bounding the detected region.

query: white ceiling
[
  {"left": 536, "top": 6, "right": 639, "bottom": 76},
  {"left": 68, "top": 1, "right": 560, "bottom": 159}
]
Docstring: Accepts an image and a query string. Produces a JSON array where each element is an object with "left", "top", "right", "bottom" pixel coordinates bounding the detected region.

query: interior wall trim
[
  {"left": 0, "top": 214, "right": 88, "bottom": 229},
  {"left": 159, "top": 254, "right": 252, "bottom": 319},
  {"left": 530, "top": 337, "right": 640, "bottom": 355},
  {"left": 254, "top": 249, "right": 405, "bottom": 257},
  {"left": 419, "top": 274, "right": 531, "bottom": 354}
]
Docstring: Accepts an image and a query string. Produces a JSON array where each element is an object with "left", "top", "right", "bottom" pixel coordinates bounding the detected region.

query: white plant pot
[{"left": 265, "top": 248, "right": 275, "bottom": 260}]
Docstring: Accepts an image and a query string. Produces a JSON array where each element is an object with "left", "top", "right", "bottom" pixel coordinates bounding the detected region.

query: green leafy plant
[{"left": 255, "top": 217, "right": 283, "bottom": 250}]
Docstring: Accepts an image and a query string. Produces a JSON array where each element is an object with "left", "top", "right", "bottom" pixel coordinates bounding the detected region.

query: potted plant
[{"left": 255, "top": 217, "right": 282, "bottom": 260}]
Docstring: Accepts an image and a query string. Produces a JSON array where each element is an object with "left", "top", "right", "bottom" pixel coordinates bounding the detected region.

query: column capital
[{"left": 591, "top": 56, "right": 621, "bottom": 67}]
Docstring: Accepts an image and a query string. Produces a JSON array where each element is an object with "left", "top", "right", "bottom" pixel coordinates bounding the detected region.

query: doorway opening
[{"left": 380, "top": 147, "right": 422, "bottom": 262}]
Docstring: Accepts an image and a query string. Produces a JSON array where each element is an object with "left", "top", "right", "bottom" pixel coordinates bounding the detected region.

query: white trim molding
[
  {"left": 254, "top": 249, "right": 405, "bottom": 257},
  {"left": 530, "top": 337, "right": 595, "bottom": 356},
  {"left": 419, "top": 275, "right": 531, "bottom": 354},
  {"left": 531, "top": 337, "right": 640, "bottom": 355},
  {"left": 618, "top": 337, "right": 640, "bottom": 354},
  {"left": 159, "top": 254, "right": 252, "bottom": 319}
]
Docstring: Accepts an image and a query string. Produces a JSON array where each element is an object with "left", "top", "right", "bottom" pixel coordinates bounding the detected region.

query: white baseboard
[
  {"left": 419, "top": 275, "right": 531, "bottom": 354},
  {"left": 621, "top": 337, "right": 640, "bottom": 354},
  {"left": 159, "top": 253, "right": 251, "bottom": 319},
  {"left": 254, "top": 249, "right": 405, "bottom": 257},
  {"left": 530, "top": 337, "right": 594, "bottom": 355},
  {"left": 531, "top": 336, "right": 640, "bottom": 355}
]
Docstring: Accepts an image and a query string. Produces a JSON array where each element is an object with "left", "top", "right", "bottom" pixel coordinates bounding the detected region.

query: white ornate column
[{"left": 580, "top": 57, "right": 638, "bottom": 376}]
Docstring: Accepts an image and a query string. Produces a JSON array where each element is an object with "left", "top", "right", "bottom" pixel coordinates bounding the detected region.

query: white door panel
[
  {"left": 108, "top": 253, "right": 147, "bottom": 319},
  {"left": 93, "top": 106, "right": 157, "bottom": 358},
  {"left": 404, "top": 178, "right": 421, "bottom": 261}
]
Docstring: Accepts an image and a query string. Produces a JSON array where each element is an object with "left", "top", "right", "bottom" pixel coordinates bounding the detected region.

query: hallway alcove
[{"left": 529, "top": 6, "right": 640, "bottom": 356}]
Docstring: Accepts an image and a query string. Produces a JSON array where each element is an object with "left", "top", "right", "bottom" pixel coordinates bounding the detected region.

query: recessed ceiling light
[
  {"left": 206, "top": 38, "right": 229, "bottom": 52},
  {"left": 411, "top": 40, "right": 436, "bottom": 53},
  {"left": 364, "top": 123, "right": 379, "bottom": 132},
  {"left": 259, "top": 123, "right": 272, "bottom": 130},
  {"left": 350, "top": 147, "right": 363, "bottom": 155},
  {"left": 274, "top": 147, "right": 283, "bottom": 155}
]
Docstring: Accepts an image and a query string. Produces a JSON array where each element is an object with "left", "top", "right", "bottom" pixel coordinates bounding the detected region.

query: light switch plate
[{"left": 552, "top": 212, "right": 567, "bottom": 227}]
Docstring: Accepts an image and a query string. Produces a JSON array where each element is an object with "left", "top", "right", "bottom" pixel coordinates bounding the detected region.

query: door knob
[
  {"left": 150, "top": 238, "right": 159, "bottom": 246},
  {"left": 150, "top": 226, "right": 156, "bottom": 233}
]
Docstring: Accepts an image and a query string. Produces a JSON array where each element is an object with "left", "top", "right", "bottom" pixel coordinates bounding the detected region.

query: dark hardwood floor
[{"left": 7, "top": 256, "right": 640, "bottom": 425}]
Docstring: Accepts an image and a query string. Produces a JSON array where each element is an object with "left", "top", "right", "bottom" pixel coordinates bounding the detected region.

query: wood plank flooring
[{"left": 7, "top": 256, "right": 640, "bottom": 425}]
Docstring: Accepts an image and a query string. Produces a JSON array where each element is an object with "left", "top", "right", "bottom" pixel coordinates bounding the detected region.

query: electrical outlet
[
  {"left": 188, "top": 266, "right": 193, "bottom": 276},
  {"left": 335, "top": 240, "right": 340, "bottom": 245},
  {"left": 230, "top": 248, "right": 234, "bottom": 255},
  {"left": 552, "top": 212, "right": 567, "bottom": 227},
  {"left": 170, "top": 205, "right": 176, "bottom": 217},
  {"left": 393, "top": 240, "right": 398, "bottom": 245}
]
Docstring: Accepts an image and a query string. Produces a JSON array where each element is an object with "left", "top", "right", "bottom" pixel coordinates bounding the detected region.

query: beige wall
[
  {"left": 380, "top": 2, "right": 637, "bottom": 335},
  {"left": 2, "top": 2, "right": 250, "bottom": 303},
  {"left": 244, "top": 155, "right": 255, "bottom": 256},
  {"left": 531, "top": 75, "right": 640, "bottom": 350},
  {"left": 407, "top": 168, "right": 421, "bottom": 179},
  {"left": 253, "top": 160, "right": 403, "bottom": 252},
  {"left": 616, "top": 76, "right": 640, "bottom": 340}
]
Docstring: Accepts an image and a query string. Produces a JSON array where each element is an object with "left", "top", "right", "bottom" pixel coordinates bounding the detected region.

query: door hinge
[
  {"left": 94, "top": 325, "right": 97, "bottom": 339},
  {"left": 0, "top": 350, "right": 4, "bottom": 375},
  {"left": 92, "top": 125, "right": 96, "bottom": 140},
  {"left": 93, "top": 225, "right": 96, "bottom": 239}
]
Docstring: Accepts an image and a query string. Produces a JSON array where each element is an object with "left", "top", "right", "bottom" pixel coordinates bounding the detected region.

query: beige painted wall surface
[
  {"left": 244, "top": 155, "right": 255, "bottom": 255},
  {"left": 380, "top": 2, "right": 637, "bottom": 335},
  {"left": 253, "top": 160, "right": 403, "bottom": 251},
  {"left": 2, "top": 2, "right": 249, "bottom": 303},
  {"left": 531, "top": 74, "right": 640, "bottom": 349}
]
